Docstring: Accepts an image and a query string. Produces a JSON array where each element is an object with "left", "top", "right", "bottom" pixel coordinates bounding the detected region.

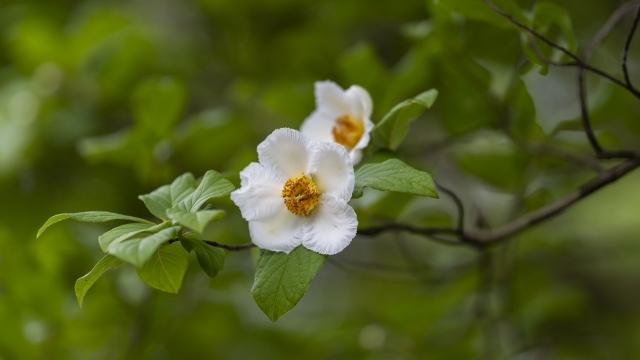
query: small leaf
[
  {"left": 252, "top": 246, "right": 327, "bottom": 322},
  {"left": 75, "top": 255, "right": 123, "bottom": 308},
  {"left": 138, "top": 172, "right": 197, "bottom": 220},
  {"left": 108, "top": 227, "right": 181, "bottom": 268},
  {"left": 37, "top": 212, "right": 154, "bottom": 238},
  {"left": 99, "top": 222, "right": 170, "bottom": 252},
  {"left": 137, "top": 242, "right": 188, "bottom": 293},
  {"left": 166, "top": 209, "right": 226, "bottom": 234},
  {"left": 353, "top": 159, "right": 438, "bottom": 199},
  {"left": 174, "top": 170, "right": 235, "bottom": 213},
  {"left": 179, "top": 233, "right": 225, "bottom": 277},
  {"left": 169, "top": 173, "right": 196, "bottom": 205},
  {"left": 139, "top": 186, "right": 172, "bottom": 220},
  {"left": 371, "top": 89, "right": 438, "bottom": 150}
]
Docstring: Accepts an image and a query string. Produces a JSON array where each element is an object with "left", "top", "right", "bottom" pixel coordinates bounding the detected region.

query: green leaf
[
  {"left": 131, "top": 76, "right": 188, "bottom": 137},
  {"left": 179, "top": 233, "right": 225, "bottom": 278},
  {"left": 169, "top": 172, "right": 197, "bottom": 205},
  {"left": 353, "top": 159, "right": 439, "bottom": 199},
  {"left": 139, "top": 173, "right": 197, "bottom": 220},
  {"left": 532, "top": 1, "right": 577, "bottom": 53},
  {"left": 99, "top": 222, "right": 170, "bottom": 252},
  {"left": 454, "top": 132, "right": 528, "bottom": 191},
  {"left": 173, "top": 170, "right": 235, "bottom": 213},
  {"left": 430, "top": 0, "right": 526, "bottom": 29},
  {"left": 252, "top": 246, "right": 327, "bottom": 322},
  {"left": 98, "top": 223, "right": 153, "bottom": 252},
  {"left": 371, "top": 89, "right": 438, "bottom": 150},
  {"left": 166, "top": 209, "right": 226, "bottom": 234},
  {"left": 108, "top": 227, "right": 181, "bottom": 268},
  {"left": 37, "top": 212, "right": 154, "bottom": 238},
  {"left": 75, "top": 255, "right": 123, "bottom": 308},
  {"left": 136, "top": 242, "right": 188, "bottom": 293},
  {"left": 139, "top": 186, "right": 171, "bottom": 220}
]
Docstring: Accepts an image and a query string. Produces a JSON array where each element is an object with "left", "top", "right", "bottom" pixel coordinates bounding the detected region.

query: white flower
[
  {"left": 300, "top": 80, "right": 374, "bottom": 165},
  {"left": 230, "top": 128, "right": 358, "bottom": 255}
]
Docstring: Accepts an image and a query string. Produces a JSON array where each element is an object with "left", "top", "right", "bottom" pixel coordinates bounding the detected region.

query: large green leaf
[
  {"left": 136, "top": 242, "right": 188, "bottom": 293},
  {"left": 98, "top": 222, "right": 170, "bottom": 252},
  {"left": 353, "top": 159, "right": 439, "bottom": 199},
  {"left": 98, "top": 223, "right": 153, "bottom": 252},
  {"left": 179, "top": 233, "right": 225, "bottom": 278},
  {"left": 371, "top": 89, "right": 438, "bottom": 150},
  {"left": 37, "top": 212, "right": 154, "bottom": 238},
  {"left": 166, "top": 209, "right": 225, "bottom": 234},
  {"left": 75, "top": 255, "right": 123, "bottom": 308},
  {"left": 139, "top": 173, "right": 196, "bottom": 220},
  {"left": 252, "top": 246, "right": 327, "bottom": 322},
  {"left": 173, "top": 170, "right": 234, "bottom": 213},
  {"left": 108, "top": 227, "right": 181, "bottom": 268}
]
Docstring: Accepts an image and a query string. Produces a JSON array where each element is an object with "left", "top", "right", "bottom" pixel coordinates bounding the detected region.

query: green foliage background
[{"left": 1, "top": 0, "right": 640, "bottom": 358}]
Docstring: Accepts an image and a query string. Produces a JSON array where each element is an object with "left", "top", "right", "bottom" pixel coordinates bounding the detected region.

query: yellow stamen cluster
[
  {"left": 282, "top": 174, "right": 320, "bottom": 216},
  {"left": 332, "top": 114, "right": 365, "bottom": 150}
]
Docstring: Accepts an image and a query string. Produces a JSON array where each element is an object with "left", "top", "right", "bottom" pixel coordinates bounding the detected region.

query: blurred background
[{"left": 1, "top": 0, "right": 640, "bottom": 358}]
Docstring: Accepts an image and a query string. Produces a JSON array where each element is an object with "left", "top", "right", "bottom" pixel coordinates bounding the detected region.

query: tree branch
[
  {"left": 358, "top": 158, "right": 640, "bottom": 246},
  {"left": 487, "top": 0, "right": 640, "bottom": 159},
  {"left": 436, "top": 183, "right": 465, "bottom": 232},
  {"left": 623, "top": 6, "right": 640, "bottom": 87},
  {"left": 203, "top": 240, "right": 255, "bottom": 251}
]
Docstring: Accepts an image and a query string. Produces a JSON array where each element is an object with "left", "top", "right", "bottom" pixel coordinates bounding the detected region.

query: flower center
[
  {"left": 282, "top": 174, "right": 320, "bottom": 216},
  {"left": 332, "top": 114, "right": 364, "bottom": 151}
]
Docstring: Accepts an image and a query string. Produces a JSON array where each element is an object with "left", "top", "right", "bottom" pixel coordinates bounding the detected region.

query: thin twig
[
  {"left": 484, "top": 0, "right": 579, "bottom": 62},
  {"left": 623, "top": 6, "right": 640, "bottom": 87},
  {"left": 487, "top": 0, "right": 640, "bottom": 158},
  {"left": 436, "top": 183, "right": 465, "bottom": 232},
  {"left": 203, "top": 240, "right": 255, "bottom": 251}
]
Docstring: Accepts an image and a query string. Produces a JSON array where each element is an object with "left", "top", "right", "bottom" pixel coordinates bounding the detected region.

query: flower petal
[
  {"left": 348, "top": 117, "right": 375, "bottom": 165},
  {"left": 300, "top": 109, "right": 335, "bottom": 143},
  {"left": 230, "top": 163, "right": 286, "bottom": 221},
  {"left": 345, "top": 85, "right": 373, "bottom": 120},
  {"left": 315, "top": 80, "right": 351, "bottom": 115},
  {"left": 302, "top": 196, "right": 358, "bottom": 255},
  {"left": 248, "top": 207, "right": 306, "bottom": 254},
  {"left": 257, "top": 128, "right": 312, "bottom": 178},
  {"left": 309, "top": 141, "right": 354, "bottom": 201}
]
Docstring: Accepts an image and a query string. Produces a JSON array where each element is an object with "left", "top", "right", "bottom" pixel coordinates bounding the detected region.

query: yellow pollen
[
  {"left": 332, "top": 114, "right": 365, "bottom": 150},
  {"left": 282, "top": 174, "right": 320, "bottom": 216}
]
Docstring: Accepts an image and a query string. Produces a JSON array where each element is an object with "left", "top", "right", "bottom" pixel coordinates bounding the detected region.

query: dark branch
[
  {"left": 436, "top": 183, "right": 465, "bottom": 232},
  {"left": 358, "top": 158, "right": 640, "bottom": 246},
  {"left": 623, "top": 6, "right": 640, "bottom": 87},
  {"left": 203, "top": 240, "right": 255, "bottom": 251},
  {"left": 484, "top": 0, "right": 579, "bottom": 62},
  {"left": 487, "top": 0, "right": 640, "bottom": 158}
]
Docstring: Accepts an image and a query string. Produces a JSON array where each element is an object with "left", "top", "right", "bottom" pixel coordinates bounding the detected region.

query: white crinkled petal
[
  {"left": 248, "top": 206, "right": 307, "bottom": 254},
  {"left": 315, "top": 80, "right": 351, "bottom": 115},
  {"left": 345, "top": 85, "right": 373, "bottom": 120},
  {"left": 309, "top": 141, "right": 354, "bottom": 201},
  {"left": 302, "top": 196, "right": 358, "bottom": 255},
  {"left": 300, "top": 109, "right": 335, "bottom": 143},
  {"left": 257, "top": 128, "right": 312, "bottom": 178},
  {"left": 230, "top": 163, "right": 286, "bottom": 221}
]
